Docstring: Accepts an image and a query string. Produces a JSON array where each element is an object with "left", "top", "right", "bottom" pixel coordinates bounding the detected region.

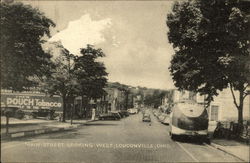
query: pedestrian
[{"left": 91, "top": 107, "right": 96, "bottom": 120}]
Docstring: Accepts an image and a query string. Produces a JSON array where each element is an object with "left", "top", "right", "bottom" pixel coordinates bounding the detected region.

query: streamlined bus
[{"left": 169, "top": 102, "right": 209, "bottom": 141}]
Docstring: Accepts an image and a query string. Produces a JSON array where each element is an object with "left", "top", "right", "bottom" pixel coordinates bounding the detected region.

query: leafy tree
[
  {"left": 74, "top": 45, "right": 108, "bottom": 117},
  {"left": 144, "top": 90, "right": 166, "bottom": 108},
  {"left": 40, "top": 42, "right": 78, "bottom": 122},
  {"left": 0, "top": 2, "right": 55, "bottom": 91},
  {"left": 167, "top": 0, "right": 250, "bottom": 125}
]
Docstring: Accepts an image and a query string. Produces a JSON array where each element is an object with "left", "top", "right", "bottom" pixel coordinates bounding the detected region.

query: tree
[
  {"left": 74, "top": 45, "right": 108, "bottom": 117},
  {"left": 40, "top": 42, "right": 78, "bottom": 122},
  {"left": 167, "top": 0, "right": 250, "bottom": 125},
  {"left": 0, "top": 2, "right": 55, "bottom": 91},
  {"left": 144, "top": 90, "right": 166, "bottom": 108}
]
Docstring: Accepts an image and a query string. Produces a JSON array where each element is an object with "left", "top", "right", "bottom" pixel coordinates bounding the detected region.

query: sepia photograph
[{"left": 1, "top": 0, "right": 250, "bottom": 162}]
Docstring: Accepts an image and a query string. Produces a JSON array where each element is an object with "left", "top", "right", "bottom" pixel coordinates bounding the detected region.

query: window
[{"left": 210, "top": 105, "right": 219, "bottom": 121}]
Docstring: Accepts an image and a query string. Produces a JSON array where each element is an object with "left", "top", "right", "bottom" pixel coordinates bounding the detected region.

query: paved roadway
[{"left": 1, "top": 109, "right": 242, "bottom": 163}]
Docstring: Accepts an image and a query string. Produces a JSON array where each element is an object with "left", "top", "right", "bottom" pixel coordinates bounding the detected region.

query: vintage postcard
[{"left": 1, "top": 0, "right": 249, "bottom": 162}]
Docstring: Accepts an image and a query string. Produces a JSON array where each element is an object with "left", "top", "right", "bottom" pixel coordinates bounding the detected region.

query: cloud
[
  {"left": 101, "top": 37, "right": 175, "bottom": 89},
  {"left": 49, "top": 14, "right": 111, "bottom": 55}
]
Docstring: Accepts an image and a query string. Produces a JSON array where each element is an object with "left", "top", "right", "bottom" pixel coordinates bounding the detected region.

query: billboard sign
[{"left": 1, "top": 91, "right": 63, "bottom": 111}]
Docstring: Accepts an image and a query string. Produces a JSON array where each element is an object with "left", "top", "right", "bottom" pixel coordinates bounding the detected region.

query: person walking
[{"left": 91, "top": 107, "right": 96, "bottom": 120}]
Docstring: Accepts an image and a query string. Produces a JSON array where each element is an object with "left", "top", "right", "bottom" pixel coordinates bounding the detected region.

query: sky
[{"left": 23, "top": 0, "right": 176, "bottom": 90}]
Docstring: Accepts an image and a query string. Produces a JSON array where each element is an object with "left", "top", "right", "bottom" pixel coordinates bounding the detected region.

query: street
[{"left": 1, "top": 110, "right": 242, "bottom": 163}]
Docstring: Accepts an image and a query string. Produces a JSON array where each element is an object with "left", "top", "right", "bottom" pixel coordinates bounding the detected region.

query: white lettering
[{"left": 5, "top": 97, "right": 62, "bottom": 108}]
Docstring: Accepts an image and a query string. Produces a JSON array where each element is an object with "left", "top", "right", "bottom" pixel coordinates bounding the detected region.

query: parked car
[
  {"left": 31, "top": 109, "right": 55, "bottom": 120},
  {"left": 142, "top": 114, "right": 151, "bottom": 122},
  {"left": 119, "top": 110, "right": 129, "bottom": 117},
  {"left": 158, "top": 115, "right": 165, "bottom": 122},
  {"left": 1, "top": 107, "right": 25, "bottom": 119},
  {"left": 111, "top": 111, "right": 123, "bottom": 118},
  {"left": 155, "top": 110, "right": 162, "bottom": 117},
  {"left": 1, "top": 107, "right": 18, "bottom": 117},
  {"left": 158, "top": 114, "right": 166, "bottom": 122},
  {"left": 99, "top": 112, "right": 121, "bottom": 120},
  {"left": 152, "top": 109, "right": 158, "bottom": 116},
  {"left": 162, "top": 115, "right": 170, "bottom": 125},
  {"left": 128, "top": 108, "right": 138, "bottom": 114}
]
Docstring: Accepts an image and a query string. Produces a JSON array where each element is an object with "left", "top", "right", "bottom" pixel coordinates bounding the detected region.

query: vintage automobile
[
  {"left": 1, "top": 107, "right": 25, "bottom": 119},
  {"left": 158, "top": 113, "right": 166, "bottom": 122},
  {"left": 31, "top": 108, "right": 56, "bottom": 120},
  {"left": 142, "top": 114, "right": 151, "bottom": 122},
  {"left": 99, "top": 112, "right": 121, "bottom": 120},
  {"left": 128, "top": 108, "right": 138, "bottom": 114},
  {"left": 119, "top": 110, "right": 130, "bottom": 117},
  {"left": 169, "top": 102, "right": 209, "bottom": 141},
  {"left": 162, "top": 115, "right": 170, "bottom": 125}
]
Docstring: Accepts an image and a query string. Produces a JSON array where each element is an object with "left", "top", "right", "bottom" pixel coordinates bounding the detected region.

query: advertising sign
[{"left": 1, "top": 91, "right": 63, "bottom": 111}]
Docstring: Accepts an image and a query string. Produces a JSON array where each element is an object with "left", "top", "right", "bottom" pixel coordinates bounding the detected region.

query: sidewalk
[
  {"left": 207, "top": 121, "right": 249, "bottom": 162},
  {"left": 208, "top": 121, "right": 217, "bottom": 138},
  {"left": 1, "top": 117, "right": 95, "bottom": 140},
  {"left": 210, "top": 139, "right": 249, "bottom": 162}
]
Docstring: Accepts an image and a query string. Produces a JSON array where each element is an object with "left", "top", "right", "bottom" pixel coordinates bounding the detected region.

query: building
[
  {"left": 103, "top": 87, "right": 128, "bottom": 111},
  {"left": 164, "top": 88, "right": 250, "bottom": 122},
  {"left": 133, "top": 95, "right": 142, "bottom": 108},
  {"left": 207, "top": 89, "right": 250, "bottom": 122}
]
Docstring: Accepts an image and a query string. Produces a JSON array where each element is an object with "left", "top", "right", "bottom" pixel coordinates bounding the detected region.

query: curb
[
  {"left": 1, "top": 125, "right": 79, "bottom": 140},
  {"left": 0, "top": 121, "right": 97, "bottom": 141},
  {"left": 209, "top": 143, "right": 248, "bottom": 162}
]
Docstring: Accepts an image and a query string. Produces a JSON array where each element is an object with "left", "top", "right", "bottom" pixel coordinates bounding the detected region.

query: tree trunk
[
  {"left": 125, "top": 92, "right": 129, "bottom": 110},
  {"left": 70, "top": 104, "right": 73, "bottom": 125},
  {"left": 81, "top": 95, "right": 87, "bottom": 118},
  {"left": 86, "top": 97, "right": 91, "bottom": 118},
  {"left": 62, "top": 95, "right": 66, "bottom": 122},
  {"left": 230, "top": 84, "right": 244, "bottom": 126},
  {"left": 238, "top": 90, "right": 244, "bottom": 126},
  {"left": 6, "top": 115, "right": 9, "bottom": 135}
]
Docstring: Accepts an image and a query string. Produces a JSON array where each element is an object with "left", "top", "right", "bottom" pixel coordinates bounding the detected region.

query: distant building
[
  {"left": 127, "top": 94, "right": 134, "bottom": 108},
  {"left": 133, "top": 95, "right": 142, "bottom": 108},
  {"left": 103, "top": 87, "right": 128, "bottom": 111}
]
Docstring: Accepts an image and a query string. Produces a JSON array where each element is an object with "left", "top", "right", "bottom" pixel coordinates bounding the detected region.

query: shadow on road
[
  {"left": 84, "top": 123, "right": 118, "bottom": 126},
  {"left": 1, "top": 123, "right": 51, "bottom": 128},
  {"left": 173, "top": 136, "right": 207, "bottom": 145}
]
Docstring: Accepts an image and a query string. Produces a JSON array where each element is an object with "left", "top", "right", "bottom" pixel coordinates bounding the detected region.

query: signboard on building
[{"left": 1, "top": 90, "right": 63, "bottom": 111}]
